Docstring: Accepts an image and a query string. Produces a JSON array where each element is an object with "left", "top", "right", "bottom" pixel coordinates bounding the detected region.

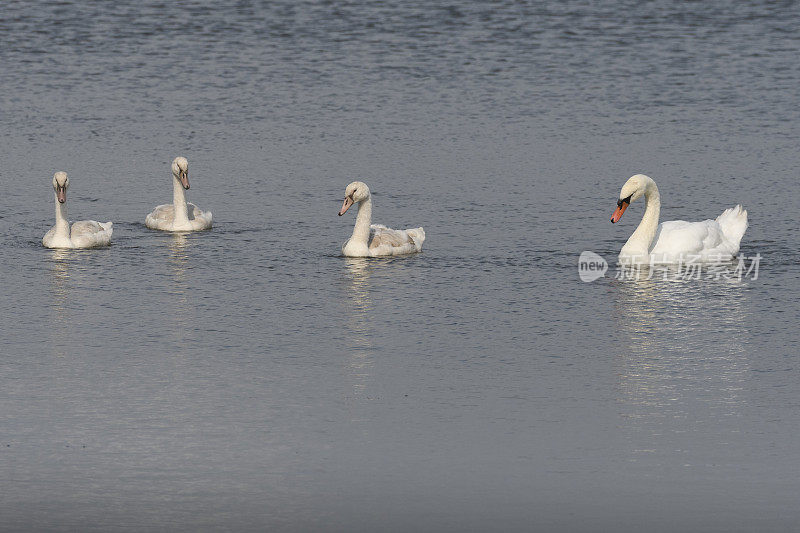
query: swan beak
[
  {"left": 339, "top": 196, "right": 354, "bottom": 216},
  {"left": 611, "top": 200, "right": 629, "bottom": 223},
  {"left": 56, "top": 187, "right": 66, "bottom": 203},
  {"left": 179, "top": 170, "right": 190, "bottom": 190}
]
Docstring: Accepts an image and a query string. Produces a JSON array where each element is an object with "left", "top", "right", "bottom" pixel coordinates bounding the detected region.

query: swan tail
[
  {"left": 407, "top": 227, "right": 425, "bottom": 250},
  {"left": 716, "top": 205, "right": 748, "bottom": 246}
]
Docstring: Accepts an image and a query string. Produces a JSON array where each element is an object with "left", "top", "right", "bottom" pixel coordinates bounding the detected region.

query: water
[{"left": 1, "top": 1, "right": 799, "bottom": 531}]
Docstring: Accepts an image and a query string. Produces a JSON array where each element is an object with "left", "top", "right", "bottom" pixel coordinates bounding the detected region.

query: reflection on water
[
  {"left": 49, "top": 249, "right": 71, "bottom": 311},
  {"left": 612, "top": 275, "right": 751, "bottom": 446},
  {"left": 343, "top": 258, "right": 374, "bottom": 398},
  {"left": 344, "top": 258, "right": 373, "bottom": 349},
  {"left": 167, "top": 233, "right": 193, "bottom": 344},
  {"left": 48, "top": 249, "right": 72, "bottom": 358}
]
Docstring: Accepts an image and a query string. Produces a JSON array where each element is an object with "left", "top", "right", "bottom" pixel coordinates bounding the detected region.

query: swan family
[{"left": 42, "top": 161, "right": 749, "bottom": 265}]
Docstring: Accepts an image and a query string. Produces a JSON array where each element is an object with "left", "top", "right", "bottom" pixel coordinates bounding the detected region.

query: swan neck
[
  {"left": 351, "top": 196, "right": 372, "bottom": 244},
  {"left": 624, "top": 184, "right": 661, "bottom": 256},
  {"left": 54, "top": 192, "right": 70, "bottom": 237},
  {"left": 173, "top": 176, "right": 189, "bottom": 224}
]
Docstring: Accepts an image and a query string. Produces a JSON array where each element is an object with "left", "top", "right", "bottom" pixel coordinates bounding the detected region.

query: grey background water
[{"left": 1, "top": 1, "right": 799, "bottom": 531}]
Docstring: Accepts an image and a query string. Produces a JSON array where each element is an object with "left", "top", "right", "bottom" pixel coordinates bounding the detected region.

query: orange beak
[
  {"left": 338, "top": 196, "right": 354, "bottom": 216},
  {"left": 611, "top": 200, "right": 629, "bottom": 223},
  {"left": 179, "top": 170, "right": 190, "bottom": 190},
  {"left": 56, "top": 187, "right": 66, "bottom": 204}
]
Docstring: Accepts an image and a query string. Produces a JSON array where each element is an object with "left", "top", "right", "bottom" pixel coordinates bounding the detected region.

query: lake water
[{"left": 1, "top": 1, "right": 799, "bottom": 531}]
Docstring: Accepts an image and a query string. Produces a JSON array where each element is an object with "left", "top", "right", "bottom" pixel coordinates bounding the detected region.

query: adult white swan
[
  {"left": 611, "top": 174, "right": 748, "bottom": 264},
  {"left": 338, "top": 181, "right": 425, "bottom": 257},
  {"left": 145, "top": 157, "right": 212, "bottom": 232},
  {"left": 42, "top": 172, "right": 113, "bottom": 249}
]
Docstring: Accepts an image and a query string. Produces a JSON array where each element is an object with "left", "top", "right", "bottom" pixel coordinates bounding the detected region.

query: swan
[
  {"left": 338, "top": 181, "right": 425, "bottom": 257},
  {"left": 42, "top": 172, "right": 113, "bottom": 249},
  {"left": 145, "top": 157, "right": 212, "bottom": 232},
  {"left": 610, "top": 174, "right": 748, "bottom": 264}
]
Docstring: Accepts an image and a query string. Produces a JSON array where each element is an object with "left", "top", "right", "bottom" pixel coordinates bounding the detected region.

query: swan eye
[{"left": 617, "top": 194, "right": 632, "bottom": 207}]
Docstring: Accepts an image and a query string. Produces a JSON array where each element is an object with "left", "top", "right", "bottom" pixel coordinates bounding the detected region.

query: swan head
[
  {"left": 172, "top": 157, "right": 190, "bottom": 190},
  {"left": 52, "top": 171, "right": 69, "bottom": 203},
  {"left": 338, "top": 181, "right": 370, "bottom": 216},
  {"left": 611, "top": 174, "right": 653, "bottom": 223}
]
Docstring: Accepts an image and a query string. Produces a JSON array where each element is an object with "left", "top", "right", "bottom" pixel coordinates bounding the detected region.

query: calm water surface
[{"left": 1, "top": 1, "right": 799, "bottom": 531}]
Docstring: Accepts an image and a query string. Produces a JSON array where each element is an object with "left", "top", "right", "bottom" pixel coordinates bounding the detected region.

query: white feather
[
  {"left": 42, "top": 172, "right": 113, "bottom": 249},
  {"left": 145, "top": 157, "right": 212, "bottom": 232},
  {"left": 339, "top": 181, "right": 425, "bottom": 257},
  {"left": 614, "top": 175, "right": 748, "bottom": 264}
]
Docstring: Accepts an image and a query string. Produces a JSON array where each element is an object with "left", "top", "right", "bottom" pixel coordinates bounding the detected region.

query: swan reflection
[
  {"left": 49, "top": 249, "right": 71, "bottom": 309},
  {"left": 48, "top": 249, "right": 72, "bottom": 357},
  {"left": 343, "top": 258, "right": 376, "bottom": 397},
  {"left": 167, "top": 233, "right": 193, "bottom": 341},
  {"left": 613, "top": 275, "right": 750, "bottom": 443},
  {"left": 345, "top": 258, "right": 373, "bottom": 346}
]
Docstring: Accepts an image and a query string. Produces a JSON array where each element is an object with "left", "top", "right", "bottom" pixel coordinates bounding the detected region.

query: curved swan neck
[
  {"left": 54, "top": 192, "right": 70, "bottom": 238},
  {"left": 623, "top": 181, "right": 661, "bottom": 256},
  {"left": 172, "top": 175, "right": 189, "bottom": 225},
  {"left": 350, "top": 196, "right": 372, "bottom": 244}
]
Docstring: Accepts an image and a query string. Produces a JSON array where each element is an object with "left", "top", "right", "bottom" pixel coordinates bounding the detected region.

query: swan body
[
  {"left": 611, "top": 174, "right": 748, "bottom": 264},
  {"left": 146, "top": 157, "right": 212, "bottom": 232},
  {"left": 338, "top": 181, "right": 425, "bottom": 257},
  {"left": 42, "top": 172, "right": 112, "bottom": 249}
]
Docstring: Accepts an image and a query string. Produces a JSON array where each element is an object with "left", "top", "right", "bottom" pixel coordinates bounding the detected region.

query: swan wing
[
  {"left": 368, "top": 224, "right": 425, "bottom": 256},
  {"left": 70, "top": 220, "right": 113, "bottom": 248},
  {"left": 146, "top": 204, "right": 174, "bottom": 230},
  {"left": 42, "top": 226, "right": 59, "bottom": 248},
  {"left": 650, "top": 219, "right": 736, "bottom": 262},
  {"left": 188, "top": 203, "right": 213, "bottom": 230}
]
